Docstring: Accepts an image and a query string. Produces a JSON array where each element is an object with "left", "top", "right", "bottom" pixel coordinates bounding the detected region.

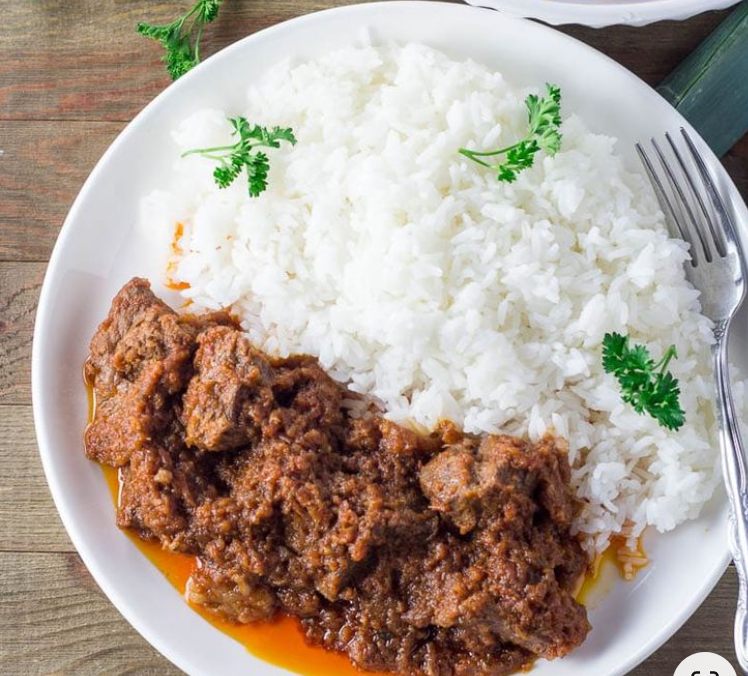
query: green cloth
[{"left": 658, "top": 0, "right": 748, "bottom": 157}]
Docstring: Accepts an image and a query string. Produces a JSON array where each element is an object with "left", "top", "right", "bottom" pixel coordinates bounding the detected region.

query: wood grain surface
[{"left": 1, "top": 1, "right": 747, "bottom": 675}]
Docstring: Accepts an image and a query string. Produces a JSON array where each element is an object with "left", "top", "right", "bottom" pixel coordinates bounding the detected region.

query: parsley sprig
[
  {"left": 602, "top": 332, "right": 685, "bottom": 431},
  {"left": 459, "top": 84, "right": 562, "bottom": 183},
  {"left": 183, "top": 116, "right": 297, "bottom": 197},
  {"left": 138, "top": 0, "right": 225, "bottom": 80}
]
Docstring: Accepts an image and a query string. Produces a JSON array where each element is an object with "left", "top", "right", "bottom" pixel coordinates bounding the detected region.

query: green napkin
[{"left": 658, "top": 0, "right": 748, "bottom": 157}]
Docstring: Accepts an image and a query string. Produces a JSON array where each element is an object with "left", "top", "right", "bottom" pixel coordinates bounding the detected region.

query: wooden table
[{"left": 1, "top": 1, "right": 747, "bottom": 674}]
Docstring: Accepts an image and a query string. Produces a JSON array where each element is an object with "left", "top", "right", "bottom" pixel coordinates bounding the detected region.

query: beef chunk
[
  {"left": 186, "top": 542, "right": 278, "bottom": 624},
  {"left": 182, "top": 330, "right": 346, "bottom": 452},
  {"left": 419, "top": 435, "right": 590, "bottom": 660},
  {"left": 419, "top": 446, "right": 480, "bottom": 534},
  {"left": 84, "top": 279, "right": 187, "bottom": 466},
  {"left": 269, "top": 355, "right": 346, "bottom": 438},
  {"left": 86, "top": 279, "right": 174, "bottom": 387},
  {"left": 117, "top": 442, "right": 221, "bottom": 550},
  {"left": 182, "top": 327, "right": 276, "bottom": 452},
  {"left": 84, "top": 279, "right": 233, "bottom": 466}
]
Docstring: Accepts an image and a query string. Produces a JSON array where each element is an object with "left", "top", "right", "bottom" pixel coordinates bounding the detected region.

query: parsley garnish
[
  {"left": 138, "top": 0, "right": 225, "bottom": 80},
  {"left": 602, "top": 332, "right": 685, "bottom": 431},
  {"left": 183, "top": 116, "right": 297, "bottom": 197},
  {"left": 459, "top": 84, "right": 562, "bottom": 183}
]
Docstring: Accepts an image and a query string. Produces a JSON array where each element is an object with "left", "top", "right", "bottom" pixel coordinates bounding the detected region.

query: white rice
[{"left": 141, "top": 41, "right": 746, "bottom": 557}]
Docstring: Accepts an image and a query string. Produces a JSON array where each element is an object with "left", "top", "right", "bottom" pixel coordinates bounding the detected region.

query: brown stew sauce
[
  {"left": 90, "top": 378, "right": 636, "bottom": 676},
  {"left": 88, "top": 367, "right": 383, "bottom": 676},
  {"left": 99, "top": 462, "right": 385, "bottom": 676}
]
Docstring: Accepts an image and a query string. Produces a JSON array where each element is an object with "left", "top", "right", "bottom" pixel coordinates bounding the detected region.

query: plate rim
[
  {"left": 466, "top": 0, "right": 742, "bottom": 28},
  {"left": 31, "top": 3, "right": 734, "bottom": 676}
]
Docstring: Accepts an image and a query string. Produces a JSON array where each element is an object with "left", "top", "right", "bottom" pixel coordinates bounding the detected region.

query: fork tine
[
  {"left": 667, "top": 130, "right": 727, "bottom": 258},
  {"left": 680, "top": 127, "right": 743, "bottom": 260},
  {"left": 651, "top": 138, "right": 711, "bottom": 264},
  {"left": 636, "top": 142, "right": 697, "bottom": 263}
]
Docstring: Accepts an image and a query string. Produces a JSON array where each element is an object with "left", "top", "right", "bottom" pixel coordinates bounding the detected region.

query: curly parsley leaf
[
  {"left": 138, "top": 0, "right": 225, "bottom": 81},
  {"left": 196, "top": 0, "right": 224, "bottom": 22},
  {"left": 602, "top": 332, "right": 685, "bottom": 431},
  {"left": 526, "top": 84, "right": 562, "bottom": 154},
  {"left": 183, "top": 116, "right": 296, "bottom": 197},
  {"left": 459, "top": 83, "right": 562, "bottom": 183}
]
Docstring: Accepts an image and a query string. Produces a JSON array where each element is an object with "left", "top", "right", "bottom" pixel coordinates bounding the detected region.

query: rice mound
[{"left": 142, "top": 42, "right": 746, "bottom": 556}]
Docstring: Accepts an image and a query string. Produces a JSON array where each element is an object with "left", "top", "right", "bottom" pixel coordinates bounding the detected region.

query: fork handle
[{"left": 713, "top": 321, "right": 748, "bottom": 673}]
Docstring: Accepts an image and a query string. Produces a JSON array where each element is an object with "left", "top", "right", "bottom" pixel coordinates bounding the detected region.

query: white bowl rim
[
  {"left": 466, "top": 0, "right": 742, "bottom": 27},
  {"left": 31, "top": 3, "right": 733, "bottom": 676}
]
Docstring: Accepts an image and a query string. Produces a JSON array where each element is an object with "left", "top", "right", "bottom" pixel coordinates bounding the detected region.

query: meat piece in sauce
[
  {"left": 419, "top": 434, "right": 589, "bottom": 659},
  {"left": 84, "top": 278, "right": 591, "bottom": 676},
  {"left": 182, "top": 326, "right": 276, "bottom": 452},
  {"left": 117, "top": 443, "right": 222, "bottom": 551},
  {"left": 84, "top": 278, "right": 231, "bottom": 466}
]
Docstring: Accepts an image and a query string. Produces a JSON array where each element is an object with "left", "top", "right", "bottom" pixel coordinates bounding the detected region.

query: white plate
[
  {"left": 32, "top": 3, "right": 747, "bottom": 676},
  {"left": 466, "top": 0, "right": 742, "bottom": 28}
]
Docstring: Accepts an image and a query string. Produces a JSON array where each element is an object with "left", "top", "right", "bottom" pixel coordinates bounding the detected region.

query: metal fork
[{"left": 637, "top": 128, "right": 748, "bottom": 672}]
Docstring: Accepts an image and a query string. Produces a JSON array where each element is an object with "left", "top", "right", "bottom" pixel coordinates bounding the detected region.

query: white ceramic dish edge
[{"left": 465, "top": 0, "right": 742, "bottom": 28}]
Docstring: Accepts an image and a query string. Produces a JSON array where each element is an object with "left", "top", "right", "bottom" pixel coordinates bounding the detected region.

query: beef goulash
[{"left": 84, "top": 278, "right": 591, "bottom": 676}]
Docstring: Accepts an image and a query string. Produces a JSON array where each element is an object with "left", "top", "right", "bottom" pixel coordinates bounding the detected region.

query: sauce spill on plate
[
  {"left": 576, "top": 534, "right": 647, "bottom": 609},
  {"left": 165, "top": 222, "right": 190, "bottom": 292}
]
